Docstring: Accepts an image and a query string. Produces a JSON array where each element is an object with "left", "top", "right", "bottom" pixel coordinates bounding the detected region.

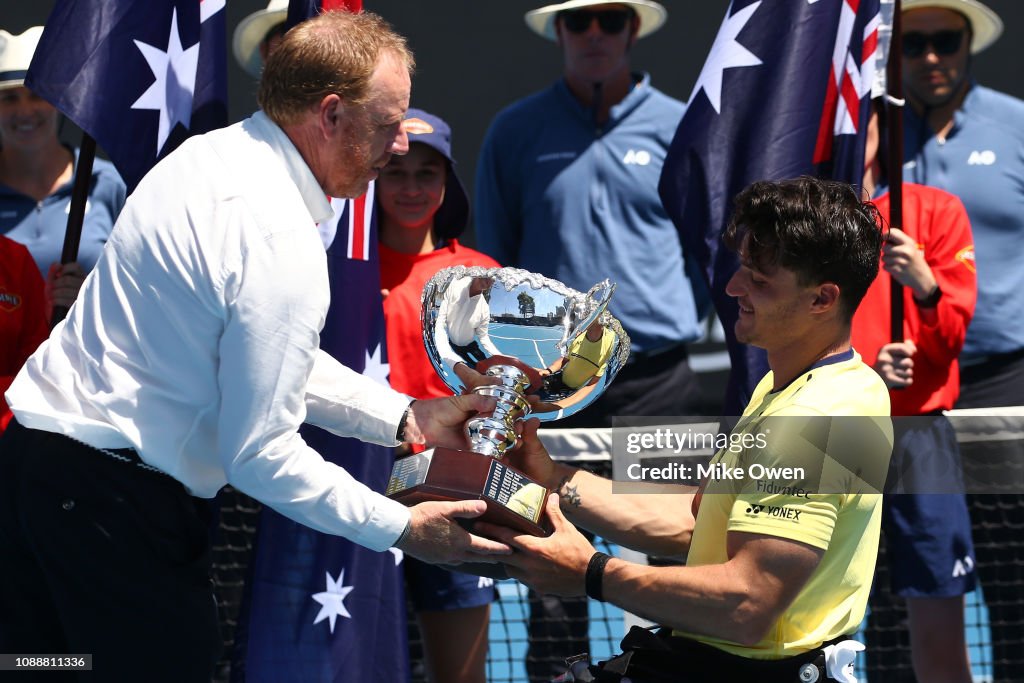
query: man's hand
[
  {"left": 45, "top": 261, "right": 87, "bottom": 313},
  {"left": 882, "top": 228, "right": 936, "bottom": 299},
  {"left": 507, "top": 418, "right": 559, "bottom": 487},
  {"left": 478, "top": 493, "right": 595, "bottom": 597},
  {"left": 874, "top": 340, "right": 917, "bottom": 388},
  {"left": 403, "top": 394, "right": 497, "bottom": 450},
  {"left": 397, "top": 499, "right": 512, "bottom": 564},
  {"left": 453, "top": 362, "right": 497, "bottom": 392}
]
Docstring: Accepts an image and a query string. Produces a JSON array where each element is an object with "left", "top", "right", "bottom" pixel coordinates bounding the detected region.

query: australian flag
[
  {"left": 659, "top": 0, "right": 880, "bottom": 414},
  {"left": 26, "top": 0, "right": 228, "bottom": 193},
  {"left": 232, "top": 197, "right": 409, "bottom": 682}
]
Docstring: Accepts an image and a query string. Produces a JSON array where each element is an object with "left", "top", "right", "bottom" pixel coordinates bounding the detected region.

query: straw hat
[
  {"left": 525, "top": 0, "right": 667, "bottom": 41},
  {"left": 0, "top": 26, "right": 44, "bottom": 90},
  {"left": 902, "top": 0, "right": 1003, "bottom": 53},
  {"left": 233, "top": 0, "right": 288, "bottom": 77}
]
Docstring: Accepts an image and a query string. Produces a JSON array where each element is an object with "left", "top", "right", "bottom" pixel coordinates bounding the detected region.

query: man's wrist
[
  {"left": 585, "top": 551, "right": 612, "bottom": 602},
  {"left": 393, "top": 517, "right": 413, "bottom": 549},
  {"left": 913, "top": 284, "right": 942, "bottom": 308},
  {"left": 396, "top": 400, "right": 416, "bottom": 443}
]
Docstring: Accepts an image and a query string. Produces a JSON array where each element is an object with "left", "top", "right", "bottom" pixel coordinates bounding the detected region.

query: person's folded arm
[
  {"left": 602, "top": 530, "right": 823, "bottom": 644},
  {"left": 486, "top": 495, "right": 823, "bottom": 646}
]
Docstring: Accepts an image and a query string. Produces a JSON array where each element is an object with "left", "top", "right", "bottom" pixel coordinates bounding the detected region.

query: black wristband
[
  {"left": 396, "top": 401, "right": 415, "bottom": 443},
  {"left": 585, "top": 551, "right": 612, "bottom": 602},
  {"left": 913, "top": 284, "right": 942, "bottom": 308}
]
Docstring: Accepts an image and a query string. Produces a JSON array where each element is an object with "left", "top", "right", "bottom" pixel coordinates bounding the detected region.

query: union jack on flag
[{"left": 815, "top": 0, "right": 881, "bottom": 163}]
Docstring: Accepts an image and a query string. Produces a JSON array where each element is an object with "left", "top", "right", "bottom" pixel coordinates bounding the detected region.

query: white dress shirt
[{"left": 6, "top": 112, "right": 411, "bottom": 551}]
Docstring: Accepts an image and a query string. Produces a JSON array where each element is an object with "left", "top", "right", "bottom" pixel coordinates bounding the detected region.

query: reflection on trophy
[{"left": 386, "top": 266, "right": 630, "bottom": 541}]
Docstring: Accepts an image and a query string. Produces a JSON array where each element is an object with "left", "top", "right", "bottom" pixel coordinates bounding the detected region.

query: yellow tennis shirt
[{"left": 680, "top": 350, "right": 893, "bottom": 659}]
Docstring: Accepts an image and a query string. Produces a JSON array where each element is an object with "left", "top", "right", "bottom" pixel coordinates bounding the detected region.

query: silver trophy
[{"left": 387, "top": 266, "right": 629, "bottom": 539}]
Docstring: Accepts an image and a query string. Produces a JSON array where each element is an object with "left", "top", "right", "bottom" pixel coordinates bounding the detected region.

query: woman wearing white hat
[
  {"left": 233, "top": 0, "right": 289, "bottom": 78},
  {"left": 0, "top": 26, "right": 126, "bottom": 318}
]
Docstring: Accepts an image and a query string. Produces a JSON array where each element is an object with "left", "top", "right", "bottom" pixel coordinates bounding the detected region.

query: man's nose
[{"left": 391, "top": 126, "right": 409, "bottom": 155}]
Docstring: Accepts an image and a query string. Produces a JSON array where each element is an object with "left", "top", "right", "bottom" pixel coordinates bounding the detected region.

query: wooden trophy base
[{"left": 387, "top": 448, "right": 551, "bottom": 579}]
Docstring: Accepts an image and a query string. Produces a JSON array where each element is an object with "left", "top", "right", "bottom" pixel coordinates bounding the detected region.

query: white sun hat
[
  {"left": 525, "top": 0, "right": 667, "bottom": 41},
  {"left": 0, "top": 26, "right": 44, "bottom": 90},
  {"left": 902, "top": 0, "right": 1003, "bottom": 54},
  {"left": 233, "top": 0, "right": 289, "bottom": 78}
]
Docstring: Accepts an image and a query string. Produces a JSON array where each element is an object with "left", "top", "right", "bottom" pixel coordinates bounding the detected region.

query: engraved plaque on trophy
[{"left": 386, "top": 266, "right": 630, "bottom": 542}]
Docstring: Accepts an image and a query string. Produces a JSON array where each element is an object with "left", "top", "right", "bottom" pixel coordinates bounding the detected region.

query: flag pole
[
  {"left": 887, "top": 0, "right": 905, "bottom": 342},
  {"left": 51, "top": 131, "right": 97, "bottom": 327}
]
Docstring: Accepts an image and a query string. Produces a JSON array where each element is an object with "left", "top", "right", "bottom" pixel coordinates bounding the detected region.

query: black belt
[
  {"left": 583, "top": 626, "right": 845, "bottom": 682},
  {"left": 93, "top": 444, "right": 176, "bottom": 482},
  {"left": 626, "top": 342, "right": 689, "bottom": 366}
]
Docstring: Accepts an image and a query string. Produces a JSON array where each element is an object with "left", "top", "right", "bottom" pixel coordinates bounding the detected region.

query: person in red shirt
[
  {"left": 377, "top": 108, "right": 498, "bottom": 683},
  {"left": 851, "top": 103, "right": 977, "bottom": 683},
  {"left": 0, "top": 235, "right": 47, "bottom": 433}
]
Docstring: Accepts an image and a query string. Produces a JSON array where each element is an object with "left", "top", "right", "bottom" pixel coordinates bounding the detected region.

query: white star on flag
[
  {"left": 363, "top": 343, "right": 391, "bottom": 387},
  {"left": 312, "top": 569, "right": 355, "bottom": 634},
  {"left": 690, "top": 1, "right": 763, "bottom": 114},
  {"left": 389, "top": 547, "right": 404, "bottom": 565},
  {"left": 131, "top": 8, "right": 200, "bottom": 157}
]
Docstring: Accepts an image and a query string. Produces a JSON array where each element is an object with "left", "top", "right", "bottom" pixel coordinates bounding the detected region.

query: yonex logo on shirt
[
  {"left": 622, "top": 149, "right": 651, "bottom": 166},
  {"left": 967, "top": 150, "right": 996, "bottom": 166},
  {"left": 745, "top": 503, "right": 802, "bottom": 521}
]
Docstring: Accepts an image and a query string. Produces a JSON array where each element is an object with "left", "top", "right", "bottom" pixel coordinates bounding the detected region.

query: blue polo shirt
[
  {"left": 475, "top": 74, "right": 704, "bottom": 353},
  {"left": 903, "top": 84, "right": 1024, "bottom": 359},
  {"left": 0, "top": 148, "right": 126, "bottom": 276}
]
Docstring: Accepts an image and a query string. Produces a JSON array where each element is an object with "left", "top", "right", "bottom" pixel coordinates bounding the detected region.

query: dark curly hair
[{"left": 724, "top": 177, "right": 884, "bottom": 322}]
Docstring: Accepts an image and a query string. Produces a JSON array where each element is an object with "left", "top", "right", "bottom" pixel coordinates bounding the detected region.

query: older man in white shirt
[{"left": 0, "top": 12, "right": 508, "bottom": 681}]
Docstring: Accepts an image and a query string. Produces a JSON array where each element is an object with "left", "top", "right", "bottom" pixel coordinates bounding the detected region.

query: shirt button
[{"left": 61, "top": 499, "right": 76, "bottom": 511}]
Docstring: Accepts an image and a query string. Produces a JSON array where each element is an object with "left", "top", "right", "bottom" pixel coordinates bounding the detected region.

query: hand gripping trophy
[{"left": 387, "top": 266, "right": 629, "bottom": 541}]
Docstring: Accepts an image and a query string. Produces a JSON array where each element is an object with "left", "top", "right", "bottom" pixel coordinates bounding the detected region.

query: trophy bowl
[{"left": 386, "top": 266, "right": 630, "bottom": 575}]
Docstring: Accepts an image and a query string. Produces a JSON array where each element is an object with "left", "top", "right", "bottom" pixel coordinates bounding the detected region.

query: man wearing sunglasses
[
  {"left": 475, "top": 1, "right": 702, "bottom": 432},
  {"left": 474, "top": 1, "right": 703, "bottom": 677},
  {"left": 900, "top": 1, "right": 1024, "bottom": 681}
]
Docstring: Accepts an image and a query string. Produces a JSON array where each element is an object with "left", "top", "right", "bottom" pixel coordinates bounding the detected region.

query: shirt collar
[
  {"left": 555, "top": 71, "right": 652, "bottom": 129},
  {"left": 248, "top": 110, "right": 334, "bottom": 225}
]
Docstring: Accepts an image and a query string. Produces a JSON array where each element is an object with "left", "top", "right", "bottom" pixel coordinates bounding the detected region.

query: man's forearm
[
  {"left": 600, "top": 558, "right": 767, "bottom": 645},
  {"left": 549, "top": 463, "right": 696, "bottom": 558}
]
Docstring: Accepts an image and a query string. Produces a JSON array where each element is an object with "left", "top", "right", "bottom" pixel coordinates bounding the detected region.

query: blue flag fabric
[
  {"left": 26, "top": 0, "right": 228, "bottom": 193},
  {"left": 232, "top": 196, "right": 411, "bottom": 683},
  {"left": 659, "top": 0, "right": 879, "bottom": 414}
]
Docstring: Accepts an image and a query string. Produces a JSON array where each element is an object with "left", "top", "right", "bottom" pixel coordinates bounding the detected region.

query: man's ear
[
  {"left": 318, "top": 93, "right": 344, "bottom": 138},
  {"left": 811, "top": 283, "right": 841, "bottom": 313}
]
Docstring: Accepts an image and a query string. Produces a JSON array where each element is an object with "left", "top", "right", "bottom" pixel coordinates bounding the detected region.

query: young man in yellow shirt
[{"left": 483, "top": 177, "right": 894, "bottom": 682}]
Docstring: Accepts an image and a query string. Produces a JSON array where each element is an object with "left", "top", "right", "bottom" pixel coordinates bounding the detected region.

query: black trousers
[{"left": 0, "top": 420, "right": 221, "bottom": 682}]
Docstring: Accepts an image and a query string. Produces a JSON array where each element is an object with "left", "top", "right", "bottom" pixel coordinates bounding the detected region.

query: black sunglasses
[
  {"left": 559, "top": 9, "right": 634, "bottom": 35},
  {"left": 902, "top": 30, "right": 965, "bottom": 58}
]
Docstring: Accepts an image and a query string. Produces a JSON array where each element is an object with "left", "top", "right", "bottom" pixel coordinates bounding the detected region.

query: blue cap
[{"left": 401, "top": 108, "right": 470, "bottom": 239}]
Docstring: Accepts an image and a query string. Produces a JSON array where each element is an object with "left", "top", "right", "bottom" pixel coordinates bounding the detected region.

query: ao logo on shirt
[
  {"left": 622, "top": 149, "right": 651, "bottom": 166},
  {"left": 967, "top": 150, "right": 996, "bottom": 166}
]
